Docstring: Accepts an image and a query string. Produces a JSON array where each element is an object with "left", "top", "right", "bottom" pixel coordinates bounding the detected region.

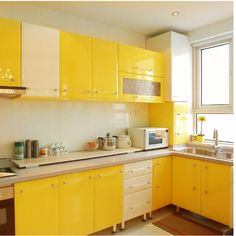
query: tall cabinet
[
  {"left": 146, "top": 31, "right": 191, "bottom": 102},
  {"left": 22, "top": 23, "right": 60, "bottom": 97}
]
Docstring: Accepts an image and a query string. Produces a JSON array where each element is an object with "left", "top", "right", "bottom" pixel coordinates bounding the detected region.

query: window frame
[
  {"left": 192, "top": 34, "right": 233, "bottom": 143},
  {"left": 193, "top": 34, "right": 233, "bottom": 114}
]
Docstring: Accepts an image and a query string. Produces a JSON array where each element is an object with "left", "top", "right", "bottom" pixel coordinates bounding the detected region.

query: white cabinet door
[
  {"left": 146, "top": 31, "right": 191, "bottom": 102},
  {"left": 22, "top": 23, "right": 59, "bottom": 97}
]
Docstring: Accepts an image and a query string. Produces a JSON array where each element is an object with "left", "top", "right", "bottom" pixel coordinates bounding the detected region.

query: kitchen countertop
[{"left": 0, "top": 148, "right": 233, "bottom": 187}]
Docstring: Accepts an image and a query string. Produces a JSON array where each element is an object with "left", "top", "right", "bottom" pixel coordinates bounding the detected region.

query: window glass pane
[
  {"left": 196, "top": 114, "right": 234, "bottom": 142},
  {"left": 201, "top": 44, "right": 229, "bottom": 105}
]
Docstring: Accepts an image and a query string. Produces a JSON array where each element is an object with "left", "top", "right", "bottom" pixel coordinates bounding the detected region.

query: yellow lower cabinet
[
  {"left": 152, "top": 156, "right": 172, "bottom": 210},
  {"left": 94, "top": 165, "right": 123, "bottom": 232},
  {"left": 58, "top": 170, "right": 94, "bottom": 235},
  {"left": 200, "top": 161, "right": 232, "bottom": 226},
  {"left": 14, "top": 177, "right": 58, "bottom": 235},
  {"left": 172, "top": 156, "right": 201, "bottom": 214}
]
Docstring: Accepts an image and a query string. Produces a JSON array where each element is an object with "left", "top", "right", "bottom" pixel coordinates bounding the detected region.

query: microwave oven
[{"left": 128, "top": 128, "right": 168, "bottom": 150}]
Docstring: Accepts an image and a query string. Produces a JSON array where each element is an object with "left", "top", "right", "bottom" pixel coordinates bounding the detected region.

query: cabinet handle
[
  {"left": 20, "top": 190, "right": 23, "bottom": 194},
  {"left": 63, "top": 89, "right": 67, "bottom": 92},
  {"left": 147, "top": 167, "right": 151, "bottom": 169},
  {"left": 193, "top": 187, "right": 196, "bottom": 191},
  {"left": 63, "top": 181, "right": 66, "bottom": 185},
  {"left": 156, "top": 185, "right": 160, "bottom": 189},
  {"left": 88, "top": 176, "right": 93, "bottom": 180},
  {"left": 129, "top": 186, "right": 134, "bottom": 189},
  {"left": 204, "top": 190, "right": 208, "bottom": 194},
  {"left": 97, "top": 174, "right": 102, "bottom": 178},
  {"left": 51, "top": 184, "right": 55, "bottom": 188},
  {"left": 53, "top": 89, "right": 58, "bottom": 92},
  {"left": 129, "top": 206, "right": 134, "bottom": 209},
  {"left": 146, "top": 201, "right": 151, "bottom": 204},
  {"left": 130, "top": 170, "right": 134, "bottom": 173},
  {"left": 147, "top": 181, "right": 151, "bottom": 185},
  {"left": 119, "top": 170, "right": 123, "bottom": 173}
]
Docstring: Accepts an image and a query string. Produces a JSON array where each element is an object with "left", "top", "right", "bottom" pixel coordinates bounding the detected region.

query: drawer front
[
  {"left": 124, "top": 174, "right": 152, "bottom": 195},
  {"left": 0, "top": 187, "right": 13, "bottom": 201},
  {"left": 124, "top": 189, "right": 152, "bottom": 221},
  {"left": 124, "top": 160, "right": 152, "bottom": 179}
]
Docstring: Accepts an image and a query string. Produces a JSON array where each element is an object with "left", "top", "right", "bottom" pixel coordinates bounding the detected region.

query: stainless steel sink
[{"left": 177, "top": 147, "right": 233, "bottom": 160}]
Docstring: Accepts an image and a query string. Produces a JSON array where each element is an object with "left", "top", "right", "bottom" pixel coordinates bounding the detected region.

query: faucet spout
[{"left": 213, "top": 128, "right": 219, "bottom": 151}]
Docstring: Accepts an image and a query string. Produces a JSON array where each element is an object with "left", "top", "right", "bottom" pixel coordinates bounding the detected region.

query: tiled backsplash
[{"left": 0, "top": 98, "right": 148, "bottom": 158}]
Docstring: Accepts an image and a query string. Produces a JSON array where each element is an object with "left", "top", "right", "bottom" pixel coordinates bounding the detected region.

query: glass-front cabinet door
[{"left": 118, "top": 72, "right": 164, "bottom": 103}]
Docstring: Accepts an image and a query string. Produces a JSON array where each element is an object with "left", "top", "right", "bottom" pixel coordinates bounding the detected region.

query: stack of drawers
[{"left": 122, "top": 160, "right": 152, "bottom": 229}]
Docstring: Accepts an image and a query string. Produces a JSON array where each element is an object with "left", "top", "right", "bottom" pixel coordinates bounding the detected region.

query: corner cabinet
[
  {"left": 14, "top": 177, "right": 58, "bottom": 235},
  {"left": 0, "top": 18, "right": 21, "bottom": 86},
  {"left": 22, "top": 23, "right": 60, "bottom": 97},
  {"left": 146, "top": 31, "right": 191, "bottom": 102},
  {"left": 172, "top": 156, "right": 233, "bottom": 227}
]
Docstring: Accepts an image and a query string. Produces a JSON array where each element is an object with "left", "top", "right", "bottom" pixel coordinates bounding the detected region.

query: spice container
[
  {"left": 14, "top": 141, "right": 24, "bottom": 160},
  {"left": 40, "top": 147, "right": 48, "bottom": 157},
  {"left": 32, "top": 140, "right": 39, "bottom": 158},
  {"left": 25, "top": 139, "right": 32, "bottom": 158}
]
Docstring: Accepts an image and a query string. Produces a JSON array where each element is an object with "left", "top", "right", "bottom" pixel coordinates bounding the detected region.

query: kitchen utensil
[
  {"left": 87, "top": 141, "right": 98, "bottom": 151},
  {"left": 25, "top": 139, "right": 32, "bottom": 158},
  {"left": 117, "top": 135, "right": 132, "bottom": 148},
  {"left": 32, "top": 140, "right": 39, "bottom": 158},
  {"left": 98, "top": 133, "right": 117, "bottom": 151}
]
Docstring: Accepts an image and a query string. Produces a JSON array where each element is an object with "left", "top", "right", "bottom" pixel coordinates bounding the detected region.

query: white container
[{"left": 117, "top": 135, "right": 132, "bottom": 149}]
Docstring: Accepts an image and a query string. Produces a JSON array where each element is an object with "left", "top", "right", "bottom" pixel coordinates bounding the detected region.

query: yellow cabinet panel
[
  {"left": 14, "top": 177, "right": 58, "bottom": 235},
  {"left": 119, "top": 72, "right": 163, "bottom": 103},
  {"left": 149, "top": 102, "right": 190, "bottom": 145},
  {"left": 152, "top": 156, "right": 172, "bottom": 210},
  {"left": 119, "top": 44, "right": 164, "bottom": 77},
  {"left": 58, "top": 170, "right": 94, "bottom": 235},
  {"left": 92, "top": 38, "right": 118, "bottom": 101},
  {"left": 172, "top": 156, "right": 201, "bottom": 214},
  {"left": 201, "top": 161, "right": 232, "bottom": 226},
  {"left": 0, "top": 18, "right": 21, "bottom": 86},
  {"left": 94, "top": 165, "right": 123, "bottom": 232},
  {"left": 60, "top": 31, "right": 92, "bottom": 99}
]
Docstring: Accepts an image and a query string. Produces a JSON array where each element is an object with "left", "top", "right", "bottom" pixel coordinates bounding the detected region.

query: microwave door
[{"left": 146, "top": 130, "right": 163, "bottom": 149}]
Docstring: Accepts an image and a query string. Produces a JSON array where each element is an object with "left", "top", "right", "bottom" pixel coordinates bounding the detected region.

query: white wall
[
  {"left": 0, "top": 99, "right": 148, "bottom": 157},
  {"left": 0, "top": 4, "right": 145, "bottom": 47},
  {"left": 0, "top": 5, "right": 148, "bottom": 158},
  {"left": 187, "top": 17, "right": 233, "bottom": 43}
]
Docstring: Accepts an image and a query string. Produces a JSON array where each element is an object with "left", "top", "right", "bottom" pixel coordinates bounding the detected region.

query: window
[{"left": 193, "top": 35, "right": 233, "bottom": 143}]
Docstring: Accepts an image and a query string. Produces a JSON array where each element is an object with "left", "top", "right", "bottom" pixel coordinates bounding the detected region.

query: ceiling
[{"left": 7, "top": 1, "right": 235, "bottom": 36}]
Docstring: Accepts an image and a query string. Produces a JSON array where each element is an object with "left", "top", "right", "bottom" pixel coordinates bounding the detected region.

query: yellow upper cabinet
[
  {"left": 200, "top": 161, "right": 232, "bottom": 226},
  {"left": 58, "top": 170, "right": 94, "bottom": 235},
  {"left": 92, "top": 38, "right": 118, "bottom": 101},
  {"left": 94, "top": 165, "right": 123, "bottom": 232},
  {"left": 14, "top": 177, "right": 58, "bottom": 235},
  {"left": 172, "top": 156, "right": 201, "bottom": 214},
  {"left": 152, "top": 156, "right": 172, "bottom": 211},
  {"left": 22, "top": 23, "right": 60, "bottom": 98},
  {"left": 60, "top": 31, "right": 92, "bottom": 99},
  {"left": 0, "top": 18, "right": 21, "bottom": 86},
  {"left": 119, "top": 44, "right": 164, "bottom": 77}
]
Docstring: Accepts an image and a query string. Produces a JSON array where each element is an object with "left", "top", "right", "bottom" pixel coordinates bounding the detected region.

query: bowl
[{"left": 87, "top": 141, "right": 98, "bottom": 151}]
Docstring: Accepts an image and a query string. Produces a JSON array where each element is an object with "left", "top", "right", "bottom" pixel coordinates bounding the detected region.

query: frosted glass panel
[{"left": 201, "top": 44, "right": 229, "bottom": 105}]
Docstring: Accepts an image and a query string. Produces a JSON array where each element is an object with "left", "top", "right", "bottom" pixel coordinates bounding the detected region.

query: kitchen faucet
[{"left": 213, "top": 128, "right": 220, "bottom": 151}]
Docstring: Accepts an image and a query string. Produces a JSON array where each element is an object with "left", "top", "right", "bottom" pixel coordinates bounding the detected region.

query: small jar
[{"left": 14, "top": 141, "right": 24, "bottom": 160}]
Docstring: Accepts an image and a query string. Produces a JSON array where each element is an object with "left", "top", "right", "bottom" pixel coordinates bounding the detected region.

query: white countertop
[{"left": 0, "top": 147, "right": 233, "bottom": 187}]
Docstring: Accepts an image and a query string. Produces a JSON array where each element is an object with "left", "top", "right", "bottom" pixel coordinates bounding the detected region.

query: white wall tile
[{"left": 0, "top": 99, "right": 148, "bottom": 157}]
